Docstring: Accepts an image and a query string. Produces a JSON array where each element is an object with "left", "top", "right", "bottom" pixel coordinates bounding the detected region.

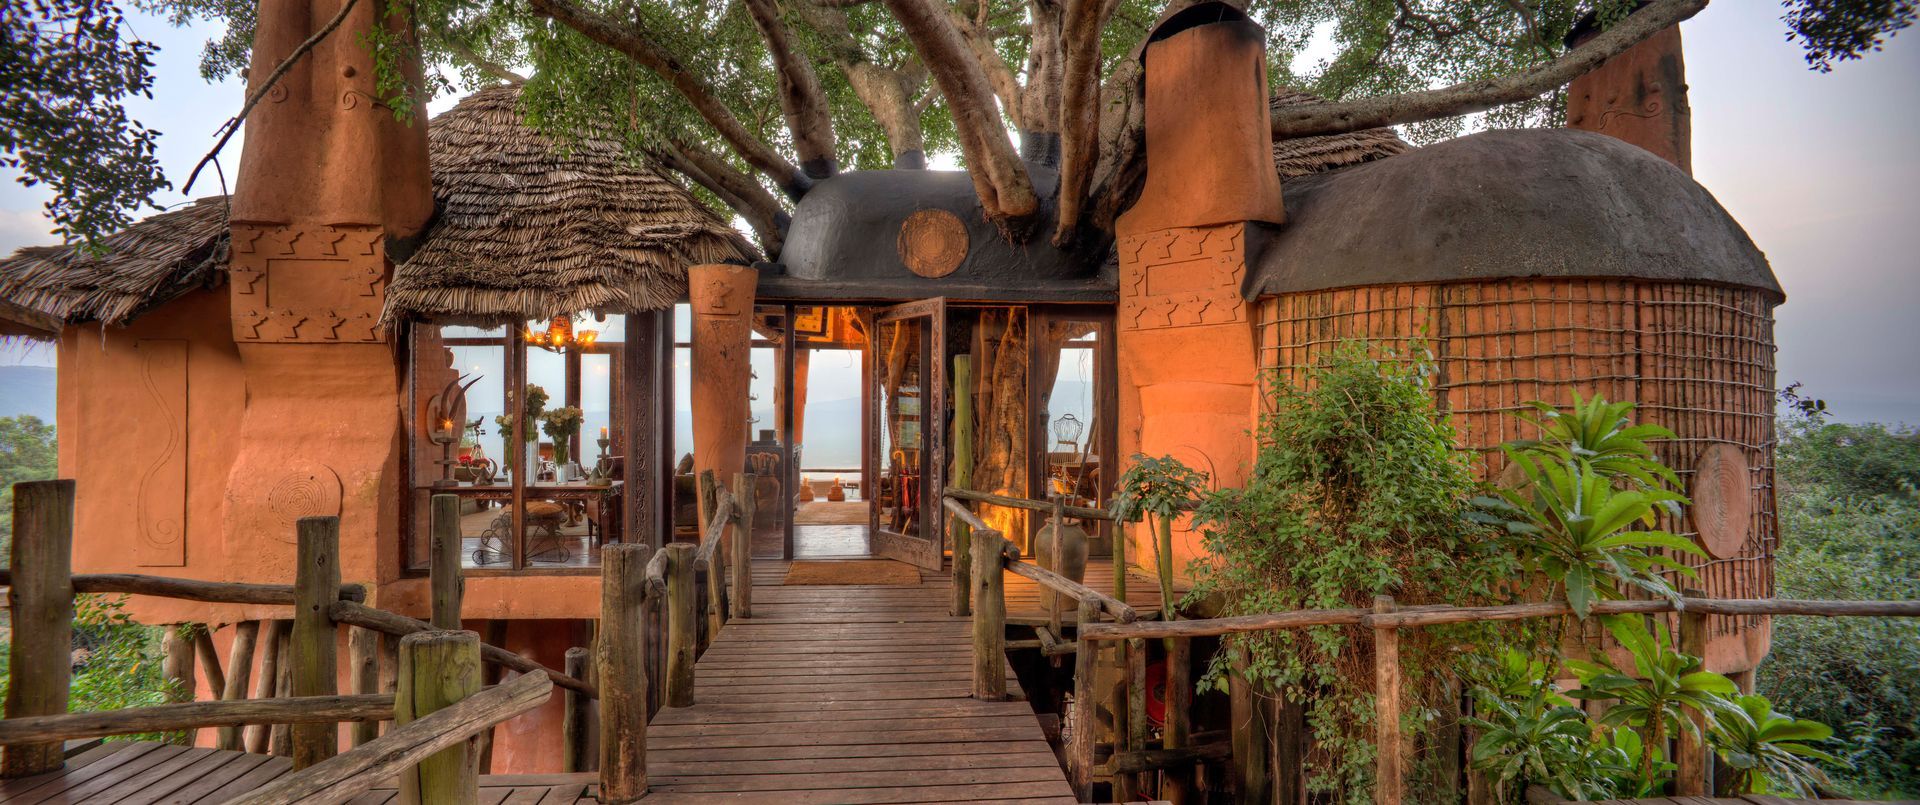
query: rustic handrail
[
  {"left": 227, "top": 670, "right": 552, "bottom": 805},
  {"left": 944, "top": 487, "right": 1114, "bottom": 521},
  {"left": 692, "top": 491, "right": 737, "bottom": 570},
  {"left": 0, "top": 694, "right": 394, "bottom": 745},
  {"left": 1002, "top": 554, "right": 1139, "bottom": 623},
  {"left": 0, "top": 569, "right": 367, "bottom": 605},
  {"left": 1080, "top": 597, "right": 1920, "bottom": 641},
  {"left": 328, "top": 600, "right": 596, "bottom": 698},
  {"left": 942, "top": 496, "right": 993, "bottom": 532}
]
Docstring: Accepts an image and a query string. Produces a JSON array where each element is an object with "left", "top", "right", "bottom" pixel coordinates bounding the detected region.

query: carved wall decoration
[
  {"left": 265, "top": 463, "right": 344, "bottom": 544},
  {"left": 1117, "top": 224, "right": 1249, "bottom": 331},
  {"left": 896, "top": 209, "right": 968, "bottom": 278},
  {"left": 229, "top": 222, "right": 388, "bottom": 343},
  {"left": 134, "top": 339, "right": 189, "bottom": 566},
  {"left": 1690, "top": 442, "right": 1753, "bottom": 559}
]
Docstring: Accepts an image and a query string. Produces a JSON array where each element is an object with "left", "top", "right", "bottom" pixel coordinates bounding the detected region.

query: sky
[{"left": 3, "top": 2, "right": 1916, "bottom": 428}]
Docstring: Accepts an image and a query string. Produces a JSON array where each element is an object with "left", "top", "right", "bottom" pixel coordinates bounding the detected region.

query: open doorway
[{"left": 792, "top": 344, "right": 866, "bottom": 557}]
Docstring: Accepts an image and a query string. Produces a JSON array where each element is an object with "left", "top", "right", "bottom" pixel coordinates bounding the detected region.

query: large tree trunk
[
  {"left": 741, "top": 0, "right": 839, "bottom": 179},
  {"left": 967, "top": 309, "right": 1029, "bottom": 547},
  {"left": 794, "top": 3, "right": 933, "bottom": 169}
]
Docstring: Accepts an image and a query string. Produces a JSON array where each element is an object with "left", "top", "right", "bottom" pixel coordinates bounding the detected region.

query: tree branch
[
  {"left": 741, "top": 0, "right": 839, "bottom": 179},
  {"left": 650, "top": 137, "right": 789, "bottom": 259},
  {"left": 791, "top": 1, "right": 929, "bottom": 166},
  {"left": 880, "top": 0, "right": 1039, "bottom": 230},
  {"left": 1052, "top": 0, "right": 1108, "bottom": 245},
  {"left": 528, "top": 0, "right": 814, "bottom": 199},
  {"left": 1270, "top": 0, "right": 1709, "bottom": 138}
]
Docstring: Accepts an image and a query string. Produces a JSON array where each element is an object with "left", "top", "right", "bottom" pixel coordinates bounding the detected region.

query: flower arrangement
[
  {"left": 542, "top": 406, "right": 585, "bottom": 467},
  {"left": 493, "top": 384, "right": 549, "bottom": 476}
]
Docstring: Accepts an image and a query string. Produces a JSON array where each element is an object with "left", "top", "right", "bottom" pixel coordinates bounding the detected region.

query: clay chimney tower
[
  {"left": 1566, "top": 4, "right": 1692, "bottom": 173},
  {"left": 1113, "top": 2, "right": 1280, "bottom": 578}
]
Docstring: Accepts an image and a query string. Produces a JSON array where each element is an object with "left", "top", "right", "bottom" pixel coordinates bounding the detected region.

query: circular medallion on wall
[
  {"left": 897, "top": 209, "right": 968, "bottom": 278},
  {"left": 266, "top": 463, "right": 344, "bottom": 544},
  {"left": 1689, "top": 443, "right": 1752, "bottom": 559}
]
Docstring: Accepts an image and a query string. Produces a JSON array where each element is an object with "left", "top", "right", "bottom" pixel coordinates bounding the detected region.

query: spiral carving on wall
[{"left": 266, "top": 463, "right": 344, "bottom": 543}]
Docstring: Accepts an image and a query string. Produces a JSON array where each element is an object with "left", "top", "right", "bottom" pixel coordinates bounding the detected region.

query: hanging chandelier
[{"left": 525, "top": 313, "right": 599, "bottom": 353}]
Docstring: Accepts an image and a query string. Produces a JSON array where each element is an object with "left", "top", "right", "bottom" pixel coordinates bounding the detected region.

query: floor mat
[{"left": 783, "top": 559, "right": 923, "bottom": 586}]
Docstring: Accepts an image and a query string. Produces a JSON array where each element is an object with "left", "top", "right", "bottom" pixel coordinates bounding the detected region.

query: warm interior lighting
[{"left": 527, "top": 313, "right": 599, "bottom": 354}]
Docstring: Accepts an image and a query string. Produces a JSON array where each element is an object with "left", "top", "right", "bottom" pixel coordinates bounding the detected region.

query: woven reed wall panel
[{"left": 1257, "top": 280, "right": 1777, "bottom": 638}]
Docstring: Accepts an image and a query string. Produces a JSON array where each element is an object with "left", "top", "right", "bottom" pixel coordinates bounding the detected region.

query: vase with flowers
[
  {"left": 542, "top": 406, "right": 585, "bottom": 481},
  {"left": 493, "top": 383, "right": 549, "bottom": 479}
]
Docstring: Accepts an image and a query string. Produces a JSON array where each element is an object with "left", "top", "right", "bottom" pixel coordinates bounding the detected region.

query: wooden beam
[
  {"left": 0, "top": 694, "right": 394, "bottom": 745},
  {"left": 970, "top": 530, "right": 1010, "bottom": 701},
  {"left": 396, "top": 630, "right": 482, "bottom": 803},
  {"left": 429, "top": 494, "right": 464, "bottom": 630},
  {"left": 1, "top": 480, "right": 75, "bottom": 778},
  {"left": 731, "top": 472, "right": 754, "bottom": 620},
  {"left": 600, "top": 543, "right": 651, "bottom": 802},
  {"left": 1374, "top": 595, "right": 1403, "bottom": 805},
  {"left": 1674, "top": 588, "right": 1710, "bottom": 796},
  {"left": 291, "top": 516, "right": 342, "bottom": 769},
  {"left": 348, "top": 627, "right": 382, "bottom": 748},
  {"left": 665, "top": 543, "right": 698, "bottom": 707},
  {"left": 0, "top": 570, "right": 367, "bottom": 605},
  {"left": 216, "top": 620, "right": 262, "bottom": 750},
  {"left": 327, "top": 601, "right": 596, "bottom": 697},
  {"left": 227, "top": 672, "right": 550, "bottom": 805}
]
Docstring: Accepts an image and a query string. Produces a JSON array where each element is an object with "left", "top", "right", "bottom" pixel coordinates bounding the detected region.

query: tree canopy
[{"left": 5, "top": 0, "right": 1914, "bottom": 251}]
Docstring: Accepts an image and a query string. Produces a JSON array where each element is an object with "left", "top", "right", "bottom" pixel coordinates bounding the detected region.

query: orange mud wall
[
  {"left": 1113, "top": 11, "right": 1281, "bottom": 581},
  {"left": 1257, "top": 281, "right": 1778, "bottom": 674}
]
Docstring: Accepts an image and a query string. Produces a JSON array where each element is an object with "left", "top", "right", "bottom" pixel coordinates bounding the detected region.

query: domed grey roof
[{"left": 1247, "top": 128, "right": 1782, "bottom": 299}]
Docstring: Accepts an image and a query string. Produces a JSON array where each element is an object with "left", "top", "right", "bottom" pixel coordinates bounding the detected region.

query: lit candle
[{"left": 599, "top": 426, "right": 609, "bottom": 438}]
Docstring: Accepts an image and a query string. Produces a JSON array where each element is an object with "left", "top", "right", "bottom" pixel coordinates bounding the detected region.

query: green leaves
[
  {"left": 1709, "top": 693, "right": 1841, "bottom": 797},
  {"left": 1481, "top": 395, "right": 1704, "bottom": 618}
]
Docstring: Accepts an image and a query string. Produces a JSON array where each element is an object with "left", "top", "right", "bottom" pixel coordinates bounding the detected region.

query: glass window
[{"left": 409, "top": 314, "right": 631, "bottom": 571}]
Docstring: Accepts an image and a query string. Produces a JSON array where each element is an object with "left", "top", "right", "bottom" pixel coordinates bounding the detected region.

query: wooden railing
[
  {"left": 0, "top": 472, "right": 757, "bottom": 803},
  {"left": 945, "top": 485, "right": 1920, "bottom": 804},
  {"left": 595, "top": 470, "right": 755, "bottom": 802}
]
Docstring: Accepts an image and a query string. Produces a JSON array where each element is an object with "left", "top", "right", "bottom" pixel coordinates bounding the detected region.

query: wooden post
[
  {"left": 430, "top": 493, "right": 464, "bottom": 630},
  {"left": 1111, "top": 517, "right": 1127, "bottom": 601},
  {"left": 950, "top": 354, "right": 974, "bottom": 617},
  {"left": 1120, "top": 637, "right": 1147, "bottom": 803},
  {"left": 1047, "top": 497, "right": 1065, "bottom": 637},
  {"left": 349, "top": 626, "right": 382, "bottom": 747},
  {"left": 477, "top": 620, "right": 507, "bottom": 773},
  {"left": 600, "top": 543, "right": 650, "bottom": 802},
  {"left": 292, "top": 516, "right": 342, "bottom": 769},
  {"left": 162, "top": 625, "right": 198, "bottom": 745},
  {"left": 1069, "top": 600, "right": 1098, "bottom": 800},
  {"left": 271, "top": 633, "right": 293, "bottom": 756},
  {"left": 696, "top": 469, "right": 719, "bottom": 542},
  {"left": 1276, "top": 691, "right": 1305, "bottom": 805},
  {"left": 970, "top": 530, "right": 1008, "bottom": 700},
  {"left": 193, "top": 626, "right": 228, "bottom": 711},
  {"left": 1674, "top": 591, "right": 1710, "bottom": 796},
  {"left": 1164, "top": 635, "right": 1193, "bottom": 804},
  {"left": 1374, "top": 594, "right": 1403, "bottom": 805},
  {"left": 731, "top": 472, "right": 754, "bottom": 620},
  {"left": 217, "top": 620, "right": 263, "bottom": 750},
  {"left": 396, "top": 630, "right": 481, "bottom": 804},
  {"left": 248, "top": 619, "right": 288, "bottom": 753},
  {"left": 665, "top": 542, "right": 698, "bottom": 707},
  {"left": 2, "top": 479, "right": 74, "bottom": 778},
  {"left": 563, "top": 647, "right": 591, "bottom": 773},
  {"left": 704, "top": 534, "right": 725, "bottom": 647},
  {"left": 1228, "top": 643, "right": 1273, "bottom": 805}
]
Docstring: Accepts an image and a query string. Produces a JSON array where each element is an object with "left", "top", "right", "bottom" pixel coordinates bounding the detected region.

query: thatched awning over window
[
  {"left": 383, "top": 84, "right": 754, "bottom": 325},
  {"left": 0, "top": 196, "right": 229, "bottom": 329}
]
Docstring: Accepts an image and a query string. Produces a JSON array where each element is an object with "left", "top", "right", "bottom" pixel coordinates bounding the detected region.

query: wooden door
[{"left": 867, "top": 299, "right": 947, "bottom": 570}]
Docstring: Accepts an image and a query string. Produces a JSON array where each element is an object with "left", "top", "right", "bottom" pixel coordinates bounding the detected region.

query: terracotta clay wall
[
  {"left": 1256, "top": 279, "right": 1779, "bottom": 672},
  {"left": 55, "top": 288, "right": 253, "bottom": 625}
]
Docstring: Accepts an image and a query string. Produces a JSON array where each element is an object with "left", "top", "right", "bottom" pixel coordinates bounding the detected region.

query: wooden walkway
[{"left": 3, "top": 559, "right": 1076, "bottom": 804}]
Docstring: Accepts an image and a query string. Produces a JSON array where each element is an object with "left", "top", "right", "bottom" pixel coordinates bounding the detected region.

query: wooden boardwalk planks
[{"left": 10, "top": 559, "right": 1074, "bottom": 803}]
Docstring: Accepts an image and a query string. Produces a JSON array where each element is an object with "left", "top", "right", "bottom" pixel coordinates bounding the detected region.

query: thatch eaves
[
  {"left": 1270, "top": 90, "right": 1412, "bottom": 178},
  {"left": 0, "top": 197, "right": 229, "bottom": 332},
  {"left": 383, "top": 84, "right": 755, "bottom": 325}
]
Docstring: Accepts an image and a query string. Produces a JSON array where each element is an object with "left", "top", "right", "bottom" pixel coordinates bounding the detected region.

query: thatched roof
[
  {"left": 0, "top": 84, "right": 752, "bottom": 333},
  {"left": 0, "top": 196, "right": 229, "bottom": 328},
  {"left": 383, "top": 84, "right": 753, "bottom": 324},
  {"left": 1270, "top": 90, "right": 1412, "bottom": 178}
]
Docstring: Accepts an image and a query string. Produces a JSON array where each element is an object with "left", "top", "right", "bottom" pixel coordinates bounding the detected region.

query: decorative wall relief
[
  {"left": 1690, "top": 442, "right": 1753, "bottom": 559},
  {"left": 229, "top": 222, "right": 388, "bottom": 343},
  {"left": 134, "top": 339, "right": 188, "bottom": 566},
  {"left": 264, "top": 462, "right": 344, "bottom": 544},
  {"left": 1117, "top": 224, "right": 1249, "bottom": 331},
  {"left": 897, "top": 209, "right": 968, "bottom": 278}
]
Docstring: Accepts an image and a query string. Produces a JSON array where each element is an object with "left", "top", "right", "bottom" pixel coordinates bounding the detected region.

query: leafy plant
[
  {"left": 0, "top": 595, "right": 179, "bottom": 743},
  {"left": 1567, "top": 616, "right": 1739, "bottom": 789},
  {"left": 1467, "top": 686, "right": 1609, "bottom": 801},
  {"left": 1181, "top": 342, "right": 1525, "bottom": 802},
  {"left": 1710, "top": 694, "right": 1840, "bottom": 797},
  {"left": 1475, "top": 455, "right": 1702, "bottom": 617},
  {"left": 1110, "top": 454, "right": 1206, "bottom": 620},
  {"left": 1508, "top": 394, "right": 1681, "bottom": 491}
]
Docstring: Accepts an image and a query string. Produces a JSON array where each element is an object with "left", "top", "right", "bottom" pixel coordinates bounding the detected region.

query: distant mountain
[{"left": 0, "top": 366, "right": 55, "bottom": 423}]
